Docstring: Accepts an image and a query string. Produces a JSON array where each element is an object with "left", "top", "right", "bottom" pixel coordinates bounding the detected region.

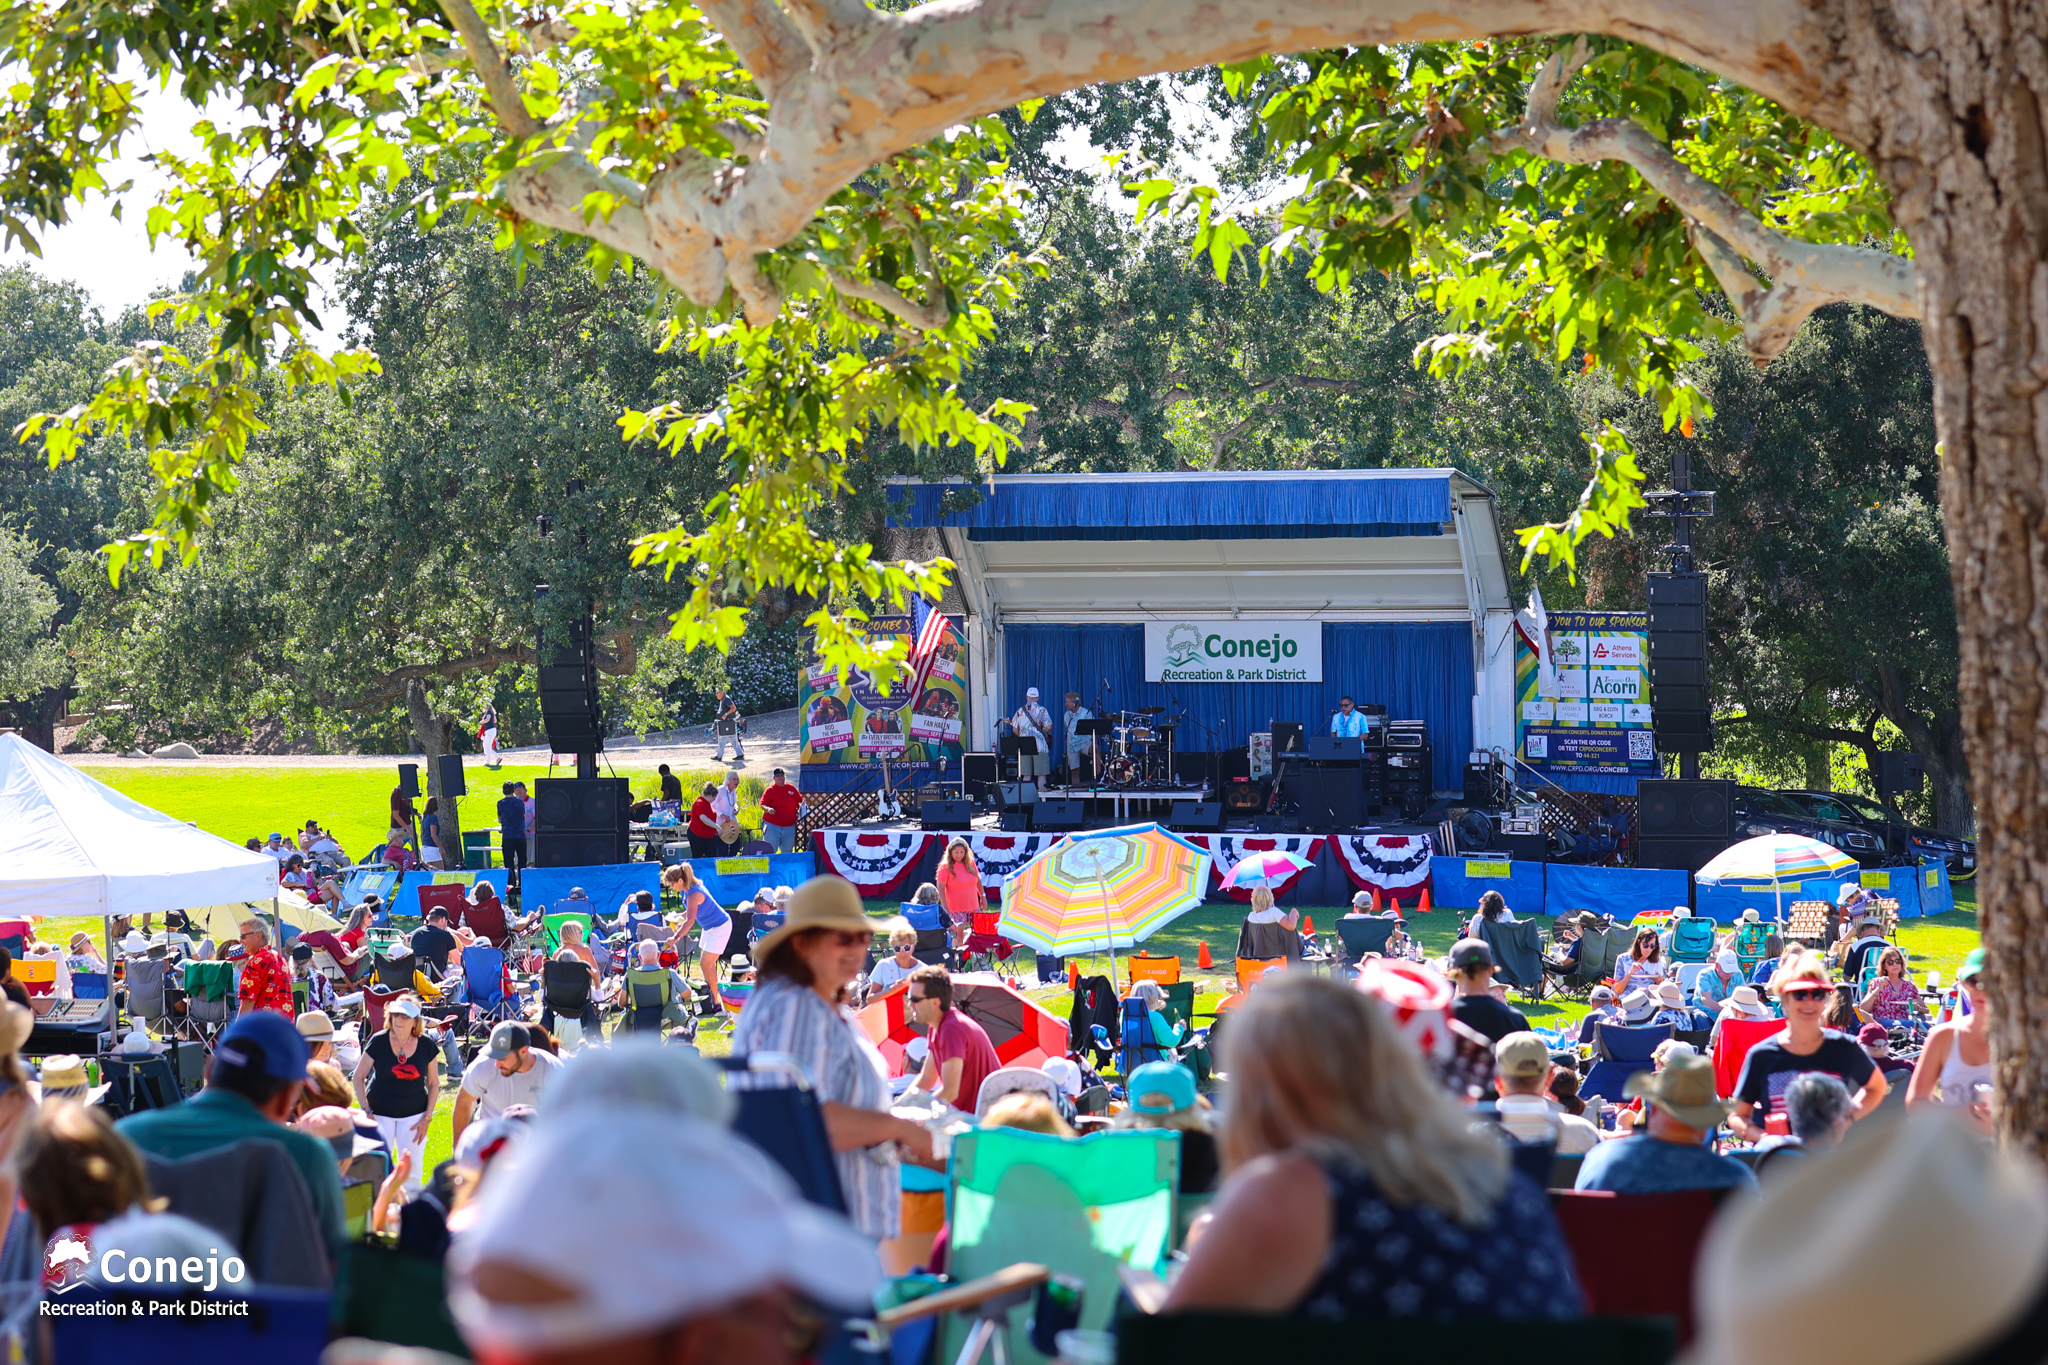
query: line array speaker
[
  {"left": 537, "top": 614, "right": 606, "bottom": 752},
  {"left": 1648, "top": 572, "right": 1713, "bottom": 753}
]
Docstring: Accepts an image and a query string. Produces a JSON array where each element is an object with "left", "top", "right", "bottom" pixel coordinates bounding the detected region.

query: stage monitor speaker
[
  {"left": 1169, "top": 800, "right": 1223, "bottom": 833},
  {"left": 1271, "top": 722, "right": 1306, "bottom": 755},
  {"left": 1637, "top": 778, "right": 1734, "bottom": 839},
  {"left": 437, "top": 753, "right": 467, "bottom": 799},
  {"left": 998, "top": 810, "right": 1031, "bottom": 832},
  {"left": 534, "top": 776, "right": 630, "bottom": 866},
  {"left": 920, "top": 798, "right": 974, "bottom": 831},
  {"left": 396, "top": 763, "right": 421, "bottom": 799},
  {"left": 1221, "top": 779, "right": 1266, "bottom": 813},
  {"left": 1287, "top": 769, "right": 1363, "bottom": 830},
  {"left": 1497, "top": 831, "right": 1547, "bottom": 863},
  {"left": 1033, "top": 799, "right": 1086, "bottom": 832}
]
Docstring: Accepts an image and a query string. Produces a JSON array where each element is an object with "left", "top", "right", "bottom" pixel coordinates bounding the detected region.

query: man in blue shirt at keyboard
[{"left": 1331, "top": 696, "right": 1369, "bottom": 737}]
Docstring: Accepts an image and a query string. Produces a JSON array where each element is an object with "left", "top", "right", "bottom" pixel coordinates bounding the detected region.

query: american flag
[{"left": 907, "top": 595, "right": 955, "bottom": 704}]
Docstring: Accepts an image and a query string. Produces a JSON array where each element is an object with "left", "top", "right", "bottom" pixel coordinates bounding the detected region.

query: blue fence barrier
[
  {"left": 1542, "top": 863, "right": 1691, "bottom": 924},
  {"left": 1431, "top": 857, "right": 1546, "bottom": 915}
]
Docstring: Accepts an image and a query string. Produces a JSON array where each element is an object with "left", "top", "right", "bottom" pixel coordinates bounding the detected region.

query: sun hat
[
  {"left": 752, "top": 877, "right": 874, "bottom": 960},
  {"left": 1671, "top": 905, "right": 1690, "bottom": 919},
  {"left": 1494, "top": 1031, "right": 1551, "bottom": 1080},
  {"left": 1125, "top": 1061, "right": 1197, "bottom": 1116},
  {"left": 974, "top": 1066, "right": 1064, "bottom": 1119},
  {"left": 386, "top": 996, "right": 423, "bottom": 1019},
  {"left": 1958, "top": 946, "right": 1986, "bottom": 983},
  {"left": 37, "top": 1054, "right": 108, "bottom": 1104},
  {"left": 1025, "top": 687, "right": 1040, "bottom": 698},
  {"left": 1740, "top": 908, "right": 1761, "bottom": 924},
  {"left": 68, "top": 931, "right": 92, "bottom": 950},
  {"left": 295, "top": 1010, "right": 336, "bottom": 1042},
  {"left": 1041, "top": 1057, "right": 1083, "bottom": 1098},
  {"left": 1625, "top": 1051, "right": 1734, "bottom": 1129},
  {"left": 1654, "top": 980, "right": 1687, "bottom": 1009},
  {"left": 1355, "top": 957, "right": 1457, "bottom": 1061},
  {"left": 1837, "top": 882, "right": 1869, "bottom": 906},
  {"left": 1716, "top": 949, "right": 1739, "bottom": 972},
  {"left": 214, "top": 1012, "right": 309, "bottom": 1081},
  {"left": 1724, "top": 984, "right": 1771, "bottom": 1019},
  {"left": 1686, "top": 1113, "right": 2048, "bottom": 1365},
  {"left": 1857, "top": 1022, "right": 1891, "bottom": 1047},
  {"left": 118, "top": 930, "right": 149, "bottom": 954},
  {"left": 448, "top": 1110, "right": 881, "bottom": 1355},
  {"left": 1620, "top": 989, "right": 1657, "bottom": 1023}
]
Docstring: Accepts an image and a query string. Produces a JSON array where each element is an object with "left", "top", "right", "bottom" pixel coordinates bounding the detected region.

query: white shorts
[{"left": 699, "top": 921, "right": 732, "bottom": 956}]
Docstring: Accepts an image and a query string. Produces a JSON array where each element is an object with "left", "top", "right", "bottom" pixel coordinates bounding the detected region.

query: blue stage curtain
[
  {"left": 891, "top": 474, "right": 1453, "bottom": 533},
  {"left": 1004, "top": 622, "right": 1474, "bottom": 790}
]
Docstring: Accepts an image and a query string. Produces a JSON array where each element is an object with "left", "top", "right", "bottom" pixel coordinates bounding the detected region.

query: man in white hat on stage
[{"left": 1008, "top": 687, "right": 1053, "bottom": 791}]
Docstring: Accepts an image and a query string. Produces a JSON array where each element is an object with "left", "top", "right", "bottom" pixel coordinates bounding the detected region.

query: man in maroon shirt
[
  {"left": 760, "top": 767, "right": 805, "bottom": 854},
  {"left": 908, "top": 964, "right": 1000, "bottom": 1111}
]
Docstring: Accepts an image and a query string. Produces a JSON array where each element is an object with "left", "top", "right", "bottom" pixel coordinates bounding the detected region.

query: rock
[
  {"left": 150, "top": 742, "right": 201, "bottom": 759},
  {"left": 124, "top": 750, "right": 151, "bottom": 760}
]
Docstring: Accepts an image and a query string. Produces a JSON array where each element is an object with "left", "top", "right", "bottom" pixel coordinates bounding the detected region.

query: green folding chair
[
  {"left": 544, "top": 910, "right": 595, "bottom": 956},
  {"left": 945, "top": 1127, "right": 1178, "bottom": 1365}
]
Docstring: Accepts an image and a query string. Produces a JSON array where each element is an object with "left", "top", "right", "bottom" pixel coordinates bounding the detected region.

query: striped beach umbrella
[
  {"left": 998, "top": 823, "right": 1209, "bottom": 980},
  {"left": 1696, "top": 833, "right": 1858, "bottom": 923}
]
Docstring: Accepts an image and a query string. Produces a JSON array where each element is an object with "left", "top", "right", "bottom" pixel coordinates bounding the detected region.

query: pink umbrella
[{"left": 1221, "top": 849, "right": 1314, "bottom": 891}]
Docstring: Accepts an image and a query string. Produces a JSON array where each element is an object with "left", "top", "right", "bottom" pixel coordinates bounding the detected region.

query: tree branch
[
  {"left": 435, "top": 0, "right": 540, "bottom": 138},
  {"left": 1492, "top": 38, "right": 1918, "bottom": 366},
  {"left": 696, "top": 0, "right": 814, "bottom": 102}
]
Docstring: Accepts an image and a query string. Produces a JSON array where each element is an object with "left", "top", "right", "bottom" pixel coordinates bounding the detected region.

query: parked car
[
  {"left": 1732, "top": 787, "right": 1888, "bottom": 866},
  {"left": 1776, "top": 788, "right": 1977, "bottom": 879}
]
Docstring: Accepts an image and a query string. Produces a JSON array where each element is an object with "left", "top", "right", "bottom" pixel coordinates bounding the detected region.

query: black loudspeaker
[
  {"left": 437, "top": 753, "right": 467, "bottom": 798},
  {"left": 172, "top": 1039, "right": 208, "bottom": 1095},
  {"left": 998, "top": 810, "right": 1031, "bottom": 832},
  {"left": 921, "top": 798, "right": 974, "bottom": 831},
  {"left": 1221, "top": 780, "right": 1267, "bottom": 813},
  {"left": 1648, "top": 572, "right": 1713, "bottom": 754},
  {"left": 1033, "top": 799, "right": 1086, "bottom": 832},
  {"left": 1213, "top": 749, "right": 1251, "bottom": 782},
  {"left": 1497, "top": 831, "right": 1548, "bottom": 863},
  {"left": 397, "top": 763, "right": 421, "bottom": 799},
  {"left": 963, "top": 753, "right": 1000, "bottom": 804},
  {"left": 537, "top": 619, "right": 606, "bottom": 751},
  {"left": 1169, "top": 800, "right": 1223, "bottom": 833},
  {"left": 534, "top": 777, "right": 630, "bottom": 866},
  {"left": 1271, "top": 722, "right": 1305, "bottom": 755},
  {"left": 1287, "top": 769, "right": 1363, "bottom": 830},
  {"left": 1635, "top": 777, "right": 1734, "bottom": 871},
  {"left": 1876, "top": 752, "right": 1925, "bottom": 798}
]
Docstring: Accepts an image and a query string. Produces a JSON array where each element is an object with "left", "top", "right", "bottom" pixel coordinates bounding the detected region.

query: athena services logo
[{"left": 43, "top": 1226, "right": 250, "bottom": 1307}]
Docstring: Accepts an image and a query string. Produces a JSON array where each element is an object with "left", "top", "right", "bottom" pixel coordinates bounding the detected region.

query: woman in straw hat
[
  {"left": 1729, "top": 950, "right": 1887, "bottom": 1144},
  {"left": 1164, "top": 973, "right": 1582, "bottom": 1320},
  {"left": 731, "top": 877, "right": 934, "bottom": 1242}
]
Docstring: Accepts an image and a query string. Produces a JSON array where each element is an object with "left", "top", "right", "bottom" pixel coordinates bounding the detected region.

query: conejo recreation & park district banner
[
  {"left": 1144, "top": 619, "right": 1322, "bottom": 683},
  {"left": 1515, "top": 608, "right": 1657, "bottom": 778},
  {"left": 799, "top": 614, "right": 968, "bottom": 777}
]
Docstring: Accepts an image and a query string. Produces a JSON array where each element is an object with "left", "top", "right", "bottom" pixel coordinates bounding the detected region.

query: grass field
[{"left": 47, "top": 764, "right": 1985, "bottom": 1176}]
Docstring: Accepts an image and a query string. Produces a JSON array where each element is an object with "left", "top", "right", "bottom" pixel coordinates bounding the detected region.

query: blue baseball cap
[
  {"left": 1126, "top": 1062, "right": 1197, "bottom": 1116},
  {"left": 214, "top": 1012, "right": 309, "bottom": 1081}
]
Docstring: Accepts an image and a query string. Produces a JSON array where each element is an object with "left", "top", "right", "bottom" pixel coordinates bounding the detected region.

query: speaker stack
[
  {"left": 1383, "top": 721, "right": 1432, "bottom": 818},
  {"left": 1648, "top": 573, "right": 1712, "bottom": 754},
  {"left": 1635, "top": 778, "right": 1734, "bottom": 871},
  {"left": 534, "top": 777, "right": 630, "bottom": 866},
  {"left": 538, "top": 613, "right": 606, "bottom": 755}
]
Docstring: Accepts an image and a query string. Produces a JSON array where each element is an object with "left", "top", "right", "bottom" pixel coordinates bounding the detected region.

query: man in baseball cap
[
  {"left": 450, "top": 1110, "right": 881, "bottom": 1365},
  {"left": 1446, "top": 938, "right": 1529, "bottom": 1043},
  {"left": 1492, "top": 1033, "right": 1600, "bottom": 1154},
  {"left": 117, "top": 1011, "right": 346, "bottom": 1268},
  {"left": 454, "top": 1021, "right": 563, "bottom": 1149}
]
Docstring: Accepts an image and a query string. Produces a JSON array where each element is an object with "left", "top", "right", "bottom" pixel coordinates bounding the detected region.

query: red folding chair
[
  {"left": 416, "top": 884, "right": 468, "bottom": 921},
  {"left": 1712, "top": 1018, "right": 1786, "bottom": 1097},
  {"left": 1550, "top": 1189, "right": 1723, "bottom": 1344}
]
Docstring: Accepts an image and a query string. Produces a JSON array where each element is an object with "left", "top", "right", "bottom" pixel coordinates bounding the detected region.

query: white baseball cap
[
  {"left": 1025, "top": 687, "right": 1040, "bottom": 698},
  {"left": 1717, "top": 949, "right": 1740, "bottom": 972},
  {"left": 449, "top": 1111, "right": 880, "bottom": 1355},
  {"left": 1041, "top": 1057, "right": 1083, "bottom": 1098}
]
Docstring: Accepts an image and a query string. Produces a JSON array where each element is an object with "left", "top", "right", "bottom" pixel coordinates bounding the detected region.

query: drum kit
[{"left": 1099, "top": 706, "right": 1177, "bottom": 787}]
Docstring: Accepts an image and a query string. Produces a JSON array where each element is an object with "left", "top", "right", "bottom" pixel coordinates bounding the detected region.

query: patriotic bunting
[
  {"left": 959, "top": 832, "right": 1066, "bottom": 894},
  {"left": 1333, "top": 833, "right": 1434, "bottom": 897},
  {"left": 811, "top": 830, "right": 939, "bottom": 896}
]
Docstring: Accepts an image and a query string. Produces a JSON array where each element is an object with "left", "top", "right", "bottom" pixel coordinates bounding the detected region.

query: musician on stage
[
  {"left": 1062, "top": 692, "right": 1094, "bottom": 786},
  {"left": 1331, "top": 695, "right": 1369, "bottom": 737},
  {"left": 1009, "top": 687, "right": 1054, "bottom": 790}
]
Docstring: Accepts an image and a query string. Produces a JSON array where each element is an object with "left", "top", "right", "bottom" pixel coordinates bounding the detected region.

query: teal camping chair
[{"left": 944, "top": 1127, "right": 1179, "bottom": 1365}]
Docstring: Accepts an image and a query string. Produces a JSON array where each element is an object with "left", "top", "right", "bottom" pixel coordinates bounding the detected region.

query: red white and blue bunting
[
  {"left": 1333, "top": 834, "right": 1434, "bottom": 899},
  {"left": 811, "top": 830, "right": 938, "bottom": 896},
  {"left": 1187, "top": 834, "right": 1328, "bottom": 901},
  {"left": 960, "top": 833, "right": 1065, "bottom": 895}
]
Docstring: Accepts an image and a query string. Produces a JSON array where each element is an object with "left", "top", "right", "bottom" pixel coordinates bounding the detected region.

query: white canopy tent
[{"left": 0, "top": 734, "right": 279, "bottom": 919}]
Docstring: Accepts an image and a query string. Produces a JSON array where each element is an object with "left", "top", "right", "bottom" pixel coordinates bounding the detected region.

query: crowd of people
[{"left": 0, "top": 860, "right": 2035, "bottom": 1365}]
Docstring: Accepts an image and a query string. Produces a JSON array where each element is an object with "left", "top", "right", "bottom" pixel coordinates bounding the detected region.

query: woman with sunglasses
[
  {"left": 1729, "top": 951, "right": 1886, "bottom": 1144},
  {"left": 1906, "top": 946, "right": 1994, "bottom": 1132},
  {"left": 732, "top": 877, "right": 934, "bottom": 1243}
]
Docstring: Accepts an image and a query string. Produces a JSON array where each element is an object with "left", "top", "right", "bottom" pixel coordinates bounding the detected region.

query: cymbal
[
  {"left": 1151, "top": 721, "right": 1178, "bottom": 729},
  {"left": 1133, "top": 706, "right": 1165, "bottom": 715}
]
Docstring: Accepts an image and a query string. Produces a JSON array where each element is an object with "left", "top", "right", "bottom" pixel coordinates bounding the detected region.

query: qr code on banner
[
  {"left": 1525, "top": 735, "right": 1548, "bottom": 758},
  {"left": 1627, "top": 730, "right": 1656, "bottom": 761}
]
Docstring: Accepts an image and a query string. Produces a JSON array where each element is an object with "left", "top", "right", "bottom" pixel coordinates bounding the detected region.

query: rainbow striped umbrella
[
  {"left": 998, "top": 823, "right": 1209, "bottom": 977},
  {"left": 1696, "top": 833, "right": 1857, "bottom": 922},
  {"left": 1221, "top": 849, "right": 1315, "bottom": 891}
]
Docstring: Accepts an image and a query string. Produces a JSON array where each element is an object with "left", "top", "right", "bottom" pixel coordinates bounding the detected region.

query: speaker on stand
[{"left": 534, "top": 777, "right": 631, "bottom": 866}]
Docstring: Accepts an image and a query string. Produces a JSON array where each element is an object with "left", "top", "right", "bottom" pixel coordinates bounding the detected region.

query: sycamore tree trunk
[
  {"left": 404, "top": 678, "right": 463, "bottom": 867},
  {"left": 1884, "top": 0, "right": 2048, "bottom": 1152}
]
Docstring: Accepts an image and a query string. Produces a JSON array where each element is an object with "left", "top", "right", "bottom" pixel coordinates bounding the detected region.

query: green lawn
[{"left": 78, "top": 762, "right": 766, "bottom": 858}]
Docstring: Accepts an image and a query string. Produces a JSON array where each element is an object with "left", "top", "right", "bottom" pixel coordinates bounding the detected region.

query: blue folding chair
[
  {"left": 1119, "top": 995, "right": 1172, "bottom": 1077},
  {"left": 461, "top": 944, "right": 516, "bottom": 1028},
  {"left": 71, "top": 971, "right": 109, "bottom": 1000},
  {"left": 1582, "top": 1022, "right": 1675, "bottom": 1102},
  {"left": 901, "top": 903, "right": 950, "bottom": 966}
]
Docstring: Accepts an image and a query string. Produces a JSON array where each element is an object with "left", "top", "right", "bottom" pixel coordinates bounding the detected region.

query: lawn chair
[
  {"left": 717, "top": 1054, "right": 848, "bottom": 1213},
  {"left": 1669, "top": 916, "right": 1716, "bottom": 964},
  {"left": 902, "top": 903, "right": 952, "bottom": 967},
  {"left": 97, "top": 1053, "right": 182, "bottom": 1118},
  {"left": 370, "top": 953, "right": 416, "bottom": 992},
  {"left": 457, "top": 892, "right": 509, "bottom": 946},
  {"left": 1118, "top": 995, "right": 1174, "bottom": 1077},
  {"left": 14, "top": 958, "right": 56, "bottom": 999},
  {"left": 416, "top": 883, "right": 468, "bottom": 923},
  {"left": 543, "top": 910, "right": 596, "bottom": 955},
  {"left": 0, "top": 920, "right": 29, "bottom": 961},
  {"left": 337, "top": 1242, "right": 468, "bottom": 1357},
  {"left": 182, "top": 960, "right": 236, "bottom": 1038},
  {"left": 1582, "top": 1022, "right": 1675, "bottom": 1102},
  {"left": 1335, "top": 916, "right": 1397, "bottom": 964},
  {"left": 143, "top": 1139, "right": 331, "bottom": 1289},
  {"left": 1711, "top": 1017, "right": 1787, "bottom": 1097},
  {"left": 1734, "top": 920, "right": 1774, "bottom": 975},
  {"left": 1475, "top": 917, "right": 1546, "bottom": 994},
  {"left": 541, "top": 958, "right": 597, "bottom": 1050},
  {"left": 1551, "top": 1188, "right": 1725, "bottom": 1346},
  {"left": 124, "top": 954, "right": 174, "bottom": 1030},
  {"left": 1215, "top": 957, "right": 1286, "bottom": 1016},
  {"left": 1118, "top": 1310, "right": 1675, "bottom": 1365},
  {"left": 944, "top": 1127, "right": 1179, "bottom": 1365},
  {"left": 624, "top": 965, "right": 677, "bottom": 1035},
  {"left": 1126, "top": 954, "right": 1182, "bottom": 988},
  {"left": 460, "top": 944, "right": 516, "bottom": 1032}
]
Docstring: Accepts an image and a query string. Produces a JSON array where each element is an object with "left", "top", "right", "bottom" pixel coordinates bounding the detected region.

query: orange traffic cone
[
  {"left": 1301, "top": 915, "right": 1315, "bottom": 935},
  {"left": 1418, "top": 886, "right": 1433, "bottom": 913},
  {"left": 1197, "top": 941, "right": 1213, "bottom": 970},
  {"left": 1370, "top": 887, "right": 1382, "bottom": 914}
]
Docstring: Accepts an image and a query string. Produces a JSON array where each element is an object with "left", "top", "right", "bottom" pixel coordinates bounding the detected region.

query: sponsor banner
[
  {"left": 1515, "top": 608, "right": 1657, "bottom": 779},
  {"left": 800, "top": 616, "right": 967, "bottom": 767},
  {"left": 1144, "top": 619, "right": 1322, "bottom": 683}
]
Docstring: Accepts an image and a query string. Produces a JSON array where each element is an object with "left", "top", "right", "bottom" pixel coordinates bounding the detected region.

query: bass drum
[{"left": 1104, "top": 756, "right": 1139, "bottom": 787}]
